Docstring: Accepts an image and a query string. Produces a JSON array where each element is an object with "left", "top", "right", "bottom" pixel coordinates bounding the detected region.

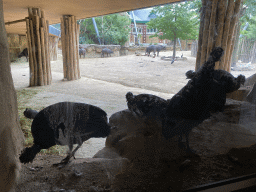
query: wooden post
[
  {"left": 35, "top": 15, "right": 44, "bottom": 86},
  {"left": 68, "top": 16, "right": 74, "bottom": 80},
  {"left": 61, "top": 15, "right": 80, "bottom": 81},
  {"left": 46, "top": 20, "right": 51, "bottom": 84},
  {"left": 26, "top": 18, "right": 34, "bottom": 86},
  {"left": 76, "top": 23, "right": 81, "bottom": 79},
  {"left": 219, "top": 0, "right": 235, "bottom": 70},
  {"left": 196, "top": 0, "right": 243, "bottom": 72},
  {"left": 41, "top": 27, "right": 47, "bottom": 85},
  {"left": 61, "top": 17, "right": 67, "bottom": 79},
  {"left": 72, "top": 16, "right": 78, "bottom": 79},
  {"left": 206, "top": 0, "right": 218, "bottom": 59},
  {"left": 199, "top": 0, "right": 212, "bottom": 66},
  {"left": 26, "top": 7, "right": 51, "bottom": 86},
  {"left": 29, "top": 19, "right": 38, "bottom": 86},
  {"left": 195, "top": 0, "right": 207, "bottom": 70}
]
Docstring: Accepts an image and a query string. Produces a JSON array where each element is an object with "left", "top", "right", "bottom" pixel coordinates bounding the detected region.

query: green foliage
[
  {"left": 240, "top": 1, "right": 256, "bottom": 40},
  {"left": 147, "top": 2, "right": 199, "bottom": 41},
  {"left": 241, "top": 16, "right": 256, "bottom": 40},
  {"left": 79, "top": 13, "right": 131, "bottom": 45},
  {"left": 241, "top": 0, "right": 256, "bottom": 23}
]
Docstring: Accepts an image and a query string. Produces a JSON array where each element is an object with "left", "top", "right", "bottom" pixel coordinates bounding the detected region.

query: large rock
[
  {"left": 97, "top": 99, "right": 256, "bottom": 191},
  {"left": 244, "top": 73, "right": 256, "bottom": 86},
  {"left": 246, "top": 82, "right": 256, "bottom": 104},
  {"left": 102, "top": 99, "right": 256, "bottom": 160},
  {"left": 226, "top": 87, "right": 250, "bottom": 101}
]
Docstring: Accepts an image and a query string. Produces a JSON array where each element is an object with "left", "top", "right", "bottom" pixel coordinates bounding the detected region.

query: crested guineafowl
[
  {"left": 19, "top": 102, "right": 111, "bottom": 167},
  {"left": 162, "top": 47, "right": 225, "bottom": 154},
  {"left": 126, "top": 92, "right": 167, "bottom": 125}
]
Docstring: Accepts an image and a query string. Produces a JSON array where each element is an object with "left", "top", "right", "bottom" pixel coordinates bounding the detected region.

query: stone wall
[{"left": 78, "top": 44, "right": 173, "bottom": 57}]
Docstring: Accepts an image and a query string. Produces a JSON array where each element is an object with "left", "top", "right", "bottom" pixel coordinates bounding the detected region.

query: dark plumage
[
  {"left": 185, "top": 69, "right": 245, "bottom": 113},
  {"left": 126, "top": 92, "right": 167, "bottom": 124},
  {"left": 185, "top": 69, "right": 246, "bottom": 94},
  {"left": 162, "top": 47, "right": 225, "bottom": 153},
  {"left": 18, "top": 48, "right": 28, "bottom": 62},
  {"left": 19, "top": 102, "right": 111, "bottom": 166}
]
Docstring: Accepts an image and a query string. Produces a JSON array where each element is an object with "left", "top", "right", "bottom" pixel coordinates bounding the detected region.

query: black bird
[
  {"left": 126, "top": 92, "right": 167, "bottom": 125},
  {"left": 162, "top": 47, "right": 225, "bottom": 154},
  {"left": 185, "top": 69, "right": 246, "bottom": 94},
  {"left": 186, "top": 69, "right": 245, "bottom": 113},
  {"left": 19, "top": 102, "right": 111, "bottom": 166},
  {"left": 18, "top": 48, "right": 28, "bottom": 62}
]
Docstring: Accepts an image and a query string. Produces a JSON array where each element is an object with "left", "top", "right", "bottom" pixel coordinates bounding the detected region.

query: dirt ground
[{"left": 11, "top": 50, "right": 256, "bottom": 191}]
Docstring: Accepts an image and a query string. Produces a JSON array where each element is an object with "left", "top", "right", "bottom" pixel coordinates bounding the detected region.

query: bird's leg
[
  {"left": 185, "top": 133, "right": 196, "bottom": 155},
  {"left": 178, "top": 135, "right": 186, "bottom": 149},
  {"left": 52, "top": 141, "right": 74, "bottom": 167},
  {"left": 70, "top": 133, "right": 92, "bottom": 159}
]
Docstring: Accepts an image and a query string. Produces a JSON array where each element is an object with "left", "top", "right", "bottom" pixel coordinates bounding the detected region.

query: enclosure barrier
[
  {"left": 61, "top": 15, "right": 80, "bottom": 80},
  {"left": 26, "top": 8, "right": 51, "bottom": 86}
]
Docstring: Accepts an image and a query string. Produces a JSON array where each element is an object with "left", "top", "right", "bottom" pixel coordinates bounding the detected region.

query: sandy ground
[{"left": 11, "top": 50, "right": 256, "bottom": 158}]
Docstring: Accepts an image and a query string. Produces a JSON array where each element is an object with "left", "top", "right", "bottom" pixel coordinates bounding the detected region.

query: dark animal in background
[
  {"left": 145, "top": 45, "right": 156, "bottom": 57},
  {"left": 18, "top": 48, "right": 28, "bottom": 62},
  {"left": 162, "top": 47, "right": 225, "bottom": 154},
  {"left": 79, "top": 48, "right": 86, "bottom": 58},
  {"left": 145, "top": 45, "right": 166, "bottom": 57},
  {"left": 19, "top": 102, "right": 111, "bottom": 166},
  {"left": 126, "top": 92, "right": 167, "bottom": 125},
  {"left": 24, "top": 108, "right": 39, "bottom": 119},
  {"left": 155, "top": 45, "right": 166, "bottom": 56},
  {"left": 101, "top": 48, "right": 113, "bottom": 58}
]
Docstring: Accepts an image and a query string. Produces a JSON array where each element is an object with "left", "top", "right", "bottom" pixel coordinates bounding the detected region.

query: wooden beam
[{"left": 5, "top": 18, "right": 26, "bottom": 25}]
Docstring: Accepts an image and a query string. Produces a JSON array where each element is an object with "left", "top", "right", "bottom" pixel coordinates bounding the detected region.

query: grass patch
[{"left": 17, "top": 88, "right": 67, "bottom": 156}]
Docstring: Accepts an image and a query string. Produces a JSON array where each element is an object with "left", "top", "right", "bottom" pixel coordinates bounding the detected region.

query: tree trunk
[
  {"left": 0, "top": 0, "right": 25, "bottom": 191},
  {"left": 196, "top": 0, "right": 243, "bottom": 72},
  {"left": 199, "top": 0, "right": 212, "bottom": 66},
  {"left": 173, "top": 15, "right": 177, "bottom": 59},
  {"left": 195, "top": 0, "right": 207, "bottom": 70},
  {"left": 173, "top": 33, "right": 176, "bottom": 59}
]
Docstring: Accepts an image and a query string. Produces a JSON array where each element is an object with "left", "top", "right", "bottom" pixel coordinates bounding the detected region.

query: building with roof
[
  {"left": 128, "top": 8, "right": 195, "bottom": 50},
  {"left": 129, "top": 8, "right": 168, "bottom": 45}
]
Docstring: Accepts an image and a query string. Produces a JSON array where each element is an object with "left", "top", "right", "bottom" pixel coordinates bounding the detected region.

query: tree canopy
[
  {"left": 240, "top": 0, "right": 256, "bottom": 40},
  {"left": 146, "top": 2, "right": 199, "bottom": 58},
  {"left": 79, "top": 13, "right": 131, "bottom": 46}
]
